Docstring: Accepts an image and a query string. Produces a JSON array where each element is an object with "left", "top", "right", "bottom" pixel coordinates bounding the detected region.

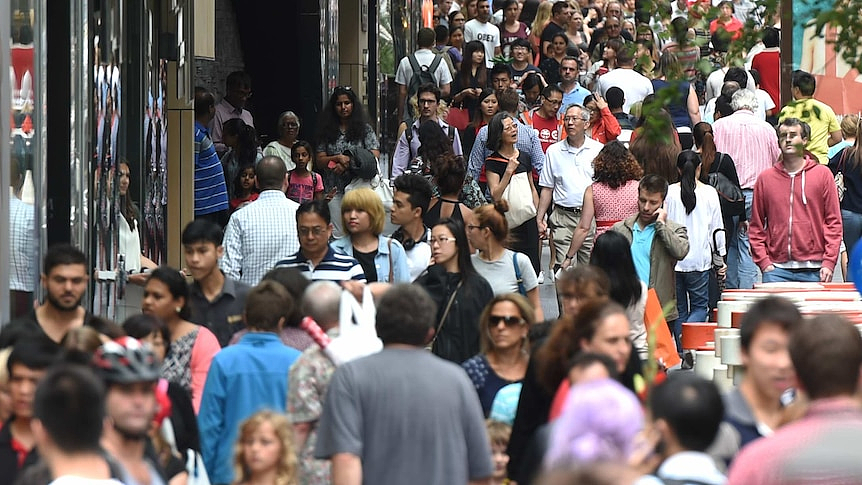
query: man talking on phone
[{"left": 611, "top": 175, "right": 688, "bottom": 349}]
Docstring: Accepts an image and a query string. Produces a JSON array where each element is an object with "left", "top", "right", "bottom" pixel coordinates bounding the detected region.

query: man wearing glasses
[
  {"left": 521, "top": 85, "right": 564, "bottom": 153},
  {"left": 537, "top": 104, "right": 603, "bottom": 269},
  {"left": 274, "top": 200, "right": 366, "bottom": 283},
  {"left": 210, "top": 70, "right": 255, "bottom": 156},
  {"left": 391, "top": 83, "right": 462, "bottom": 178}
]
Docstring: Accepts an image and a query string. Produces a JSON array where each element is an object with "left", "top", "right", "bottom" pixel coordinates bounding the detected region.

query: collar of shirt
[
  {"left": 219, "top": 98, "right": 244, "bottom": 115},
  {"left": 562, "top": 137, "right": 599, "bottom": 155},
  {"left": 657, "top": 451, "right": 725, "bottom": 482},
  {"left": 191, "top": 271, "right": 237, "bottom": 301},
  {"left": 412, "top": 117, "right": 446, "bottom": 131},
  {"left": 633, "top": 220, "right": 656, "bottom": 234},
  {"left": 804, "top": 397, "right": 862, "bottom": 419},
  {"left": 194, "top": 120, "right": 211, "bottom": 135},
  {"left": 237, "top": 331, "right": 284, "bottom": 346},
  {"left": 296, "top": 246, "right": 338, "bottom": 264},
  {"left": 256, "top": 189, "right": 288, "bottom": 201}
]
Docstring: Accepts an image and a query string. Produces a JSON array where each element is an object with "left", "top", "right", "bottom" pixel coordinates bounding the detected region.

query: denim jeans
[
  {"left": 843, "top": 209, "right": 862, "bottom": 281},
  {"left": 676, "top": 270, "right": 710, "bottom": 324},
  {"left": 762, "top": 267, "right": 821, "bottom": 283},
  {"left": 726, "top": 189, "right": 757, "bottom": 289}
]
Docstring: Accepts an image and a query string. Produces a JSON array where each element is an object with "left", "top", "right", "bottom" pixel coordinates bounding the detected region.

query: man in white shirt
[
  {"left": 596, "top": 47, "right": 653, "bottom": 114},
  {"left": 463, "top": 0, "right": 501, "bottom": 68},
  {"left": 395, "top": 27, "right": 453, "bottom": 121},
  {"left": 537, "top": 104, "right": 603, "bottom": 269},
  {"left": 391, "top": 174, "right": 434, "bottom": 281}
]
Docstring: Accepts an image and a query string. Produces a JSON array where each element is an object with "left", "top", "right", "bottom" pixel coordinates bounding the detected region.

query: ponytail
[
  {"left": 676, "top": 150, "right": 700, "bottom": 215},
  {"left": 694, "top": 122, "right": 716, "bottom": 183}
]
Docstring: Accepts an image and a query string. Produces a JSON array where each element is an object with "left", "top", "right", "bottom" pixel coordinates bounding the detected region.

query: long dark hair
[
  {"left": 418, "top": 119, "right": 453, "bottom": 162},
  {"left": 459, "top": 41, "right": 488, "bottom": 88},
  {"left": 223, "top": 118, "right": 259, "bottom": 167},
  {"left": 589, "top": 231, "right": 642, "bottom": 308},
  {"left": 693, "top": 122, "right": 716, "bottom": 183},
  {"left": 118, "top": 160, "right": 137, "bottom": 228},
  {"left": 487, "top": 112, "right": 513, "bottom": 152},
  {"left": 677, "top": 150, "right": 701, "bottom": 215},
  {"left": 433, "top": 218, "right": 479, "bottom": 279},
  {"left": 471, "top": 88, "right": 497, "bottom": 125},
  {"left": 316, "top": 86, "right": 371, "bottom": 147}
]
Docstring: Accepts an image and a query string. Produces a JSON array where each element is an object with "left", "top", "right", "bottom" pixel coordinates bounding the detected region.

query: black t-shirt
[
  {"left": 486, "top": 150, "right": 532, "bottom": 178},
  {"left": 354, "top": 248, "right": 379, "bottom": 283},
  {"left": 539, "top": 21, "right": 565, "bottom": 59}
]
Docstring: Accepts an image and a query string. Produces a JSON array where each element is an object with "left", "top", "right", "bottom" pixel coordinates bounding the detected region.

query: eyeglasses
[
  {"left": 488, "top": 315, "right": 526, "bottom": 327},
  {"left": 429, "top": 236, "right": 457, "bottom": 245},
  {"left": 564, "top": 116, "right": 586, "bottom": 122},
  {"left": 466, "top": 224, "right": 484, "bottom": 231},
  {"left": 299, "top": 227, "right": 328, "bottom": 237},
  {"left": 544, "top": 98, "right": 563, "bottom": 106},
  {"left": 282, "top": 122, "right": 299, "bottom": 127}
]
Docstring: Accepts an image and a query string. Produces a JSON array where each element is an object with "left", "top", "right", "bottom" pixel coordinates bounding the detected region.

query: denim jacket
[{"left": 331, "top": 235, "right": 411, "bottom": 283}]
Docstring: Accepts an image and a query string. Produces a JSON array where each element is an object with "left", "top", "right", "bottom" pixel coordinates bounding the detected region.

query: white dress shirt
[{"left": 540, "top": 137, "right": 603, "bottom": 208}]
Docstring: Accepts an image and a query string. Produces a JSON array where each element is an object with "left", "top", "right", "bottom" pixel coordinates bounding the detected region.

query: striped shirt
[
  {"left": 194, "top": 121, "right": 230, "bottom": 216},
  {"left": 274, "top": 247, "right": 366, "bottom": 282},
  {"left": 713, "top": 110, "right": 781, "bottom": 189},
  {"left": 9, "top": 194, "right": 35, "bottom": 291}
]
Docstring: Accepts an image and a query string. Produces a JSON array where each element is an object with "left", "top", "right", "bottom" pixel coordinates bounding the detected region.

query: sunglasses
[{"left": 488, "top": 315, "right": 526, "bottom": 327}]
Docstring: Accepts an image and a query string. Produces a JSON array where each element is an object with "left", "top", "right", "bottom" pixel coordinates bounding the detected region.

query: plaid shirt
[
  {"left": 220, "top": 190, "right": 300, "bottom": 286},
  {"left": 9, "top": 194, "right": 35, "bottom": 291}
]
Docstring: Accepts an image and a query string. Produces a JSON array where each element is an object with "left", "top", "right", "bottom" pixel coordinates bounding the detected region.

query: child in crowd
[
  {"left": 286, "top": 140, "right": 325, "bottom": 204},
  {"left": 230, "top": 163, "right": 259, "bottom": 211},
  {"left": 487, "top": 420, "right": 513, "bottom": 485},
  {"left": 233, "top": 410, "right": 298, "bottom": 485}
]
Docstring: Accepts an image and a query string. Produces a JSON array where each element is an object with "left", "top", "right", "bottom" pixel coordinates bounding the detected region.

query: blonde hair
[
  {"left": 840, "top": 114, "right": 860, "bottom": 139},
  {"left": 531, "top": 2, "right": 553, "bottom": 38},
  {"left": 479, "top": 294, "right": 534, "bottom": 354},
  {"left": 233, "top": 411, "right": 298, "bottom": 485},
  {"left": 342, "top": 187, "right": 386, "bottom": 236},
  {"left": 487, "top": 419, "right": 512, "bottom": 448}
]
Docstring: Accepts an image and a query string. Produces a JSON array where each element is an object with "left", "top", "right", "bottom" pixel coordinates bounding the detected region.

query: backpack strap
[
  {"left": 429, "top": 53, "right": 443, "bottom": 74},
  {"left": 405, "top": 124, "right": 415, "bottom": 160},
  {"left": 408, "top": 53, "right": 421, "bottom": 73},
  {"left": 447, "top": 125, "right": 456, "bottom": 144}
]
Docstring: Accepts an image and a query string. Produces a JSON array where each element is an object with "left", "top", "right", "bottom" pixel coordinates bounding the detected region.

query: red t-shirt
[
  {"left": 751, "top": 50, "right": 780, "bottom": 108},
  {"left": 530, "top": 111, "right": 561, "bottom": 154}
]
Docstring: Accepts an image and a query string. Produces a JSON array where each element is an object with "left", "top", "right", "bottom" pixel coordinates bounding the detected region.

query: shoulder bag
[
  {"left": 836, "top": 149, "right": 849, "bottom": 202},
  {"left": 707, "top": 153, "right": 745, "bottom": 218},
  {"left": 425, "top": 280, "right": 464, "bottom": 351},
  {"left": 487, "top": 156, "right": 538, "bottom": 228}
]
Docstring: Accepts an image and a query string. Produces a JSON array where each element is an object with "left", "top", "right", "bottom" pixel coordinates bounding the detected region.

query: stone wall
[{"left": 193, "top": 0, "right": 244, "bottom": 100}]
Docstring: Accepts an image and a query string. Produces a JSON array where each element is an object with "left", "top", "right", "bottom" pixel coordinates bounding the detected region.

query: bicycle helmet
[{"left": 92, "top": 337, "right": 161, "bottom": 384}]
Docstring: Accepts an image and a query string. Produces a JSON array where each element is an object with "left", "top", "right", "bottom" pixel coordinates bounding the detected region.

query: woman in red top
[
  {"left": 709, "top": 1, "right": 744, "bottom": 41},
  {"left": 583, "top": 93, "right": 621, "bottom": 144}
]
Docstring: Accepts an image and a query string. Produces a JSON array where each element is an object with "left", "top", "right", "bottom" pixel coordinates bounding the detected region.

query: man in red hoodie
[{"left": 749, "top": 118, "right": 843, "bottom": 283}]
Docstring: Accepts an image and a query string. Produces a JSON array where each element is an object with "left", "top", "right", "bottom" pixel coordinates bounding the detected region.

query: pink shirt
[
  {"left": 728, "top": 397, "right": 862, "bottom": 484},
  {"left": 713, "top": 110, "right": 781, "bottom": 189},
  {"left": 190, "top": 325, "right": 221, "bottom": 413},
  {"left": 210, "top": 98, "right": 255, "bottom": 155}
]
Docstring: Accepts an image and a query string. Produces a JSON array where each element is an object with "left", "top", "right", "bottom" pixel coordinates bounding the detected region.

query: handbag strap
[
  {"left": 512, "top": 252, "right": 526, "bottom": 295},
  {"left": 428, "top": 280, "right": 464, "bottom": 348}
]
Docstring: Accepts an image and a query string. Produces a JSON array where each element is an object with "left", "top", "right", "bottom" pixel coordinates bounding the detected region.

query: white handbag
[{"left": 502, "top": 171, "right": 538, "bottom": 228}]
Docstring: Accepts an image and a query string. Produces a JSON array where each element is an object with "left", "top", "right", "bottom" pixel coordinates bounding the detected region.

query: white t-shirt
[
  {"left": 463, "top": 19, "right": 501, "bottom": 68},
  {"left": 597, "top": 69, "right": 654, "bottom": 114},
  {"left": 395, "top": 48, "right": 454, "bottom": 88}
]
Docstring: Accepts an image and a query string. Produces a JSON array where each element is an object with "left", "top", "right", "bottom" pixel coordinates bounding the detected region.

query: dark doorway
[{"left": 231, "top": 0, "right": 323, "bottom": 147}]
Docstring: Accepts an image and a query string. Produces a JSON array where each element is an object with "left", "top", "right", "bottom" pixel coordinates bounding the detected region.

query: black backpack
[{"left": 407, "top": 54, "right": 443, "bottom": 109}]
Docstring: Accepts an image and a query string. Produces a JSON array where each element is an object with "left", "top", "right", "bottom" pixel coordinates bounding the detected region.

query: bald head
[
  {"left": 302, "top": 281, "right": 342, "bottom": 330},
  {"left": 256, "top": 156, "right": 288, "bottom": 191}
]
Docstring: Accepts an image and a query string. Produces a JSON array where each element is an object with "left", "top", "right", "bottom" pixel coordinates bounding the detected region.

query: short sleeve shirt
[
  {"left": 287, "top": 171, "right": 324, "bottom": 204},
  {"left": 395, "top": 49, "right": 454, "bottom": 87},
  {"left": 316, "top": 125, "right": 379, "bottom": 192}
]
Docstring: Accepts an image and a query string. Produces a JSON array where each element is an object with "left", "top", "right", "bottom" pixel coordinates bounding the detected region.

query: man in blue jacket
[{"left": 198, "top": 280, "right": 302, "bottom": 484}]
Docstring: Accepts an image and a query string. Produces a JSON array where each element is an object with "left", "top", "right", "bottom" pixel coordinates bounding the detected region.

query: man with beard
[
  {"left": 93, "top": 337, "right": 168, "bottom": 485},
  {"left": 0, "top": 244, "right": 90, "bottom": 348}
]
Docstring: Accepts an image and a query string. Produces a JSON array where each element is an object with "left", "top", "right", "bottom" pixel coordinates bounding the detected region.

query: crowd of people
[{"left": 4, "top": 0, "right": 862, "bottom": 484}]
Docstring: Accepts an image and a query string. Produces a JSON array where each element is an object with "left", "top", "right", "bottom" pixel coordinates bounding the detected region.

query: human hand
[
  {"left": 128, "top": 273, "right": 150, "bottom": 286},
  {"left": 561, "top": 257, "right": 572, "bottom": 270},
  {"left": 738, "top": 220, "right": 749, "bottom": 234},
  {"left": 717, "top": 264, "right": 727, "bottom": 278},
  {"left": 506, "top": 156, "right": 520, "bottom": 174},
  {"left": 627, "top": 426, "right": 662, "bottom": 476},
  {"left": 593, "top": 93, "right": 608, "bottom": 110},
  {"left": 537, "top": 218, "right": 547, "bottom": 237},
  {"left": 820, "top": 266, "right": 834, "bottom": 282},
  {"left": 654, "top": 207, "right": 668, "bottom": 223},
  {"left": 764, "top": 264, "right": 775, "bottom": 273}
]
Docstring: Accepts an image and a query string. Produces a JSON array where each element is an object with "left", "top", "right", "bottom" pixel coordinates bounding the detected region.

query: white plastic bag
[{"left": 323, "top": 286, "right": 383, "bottom": 366}]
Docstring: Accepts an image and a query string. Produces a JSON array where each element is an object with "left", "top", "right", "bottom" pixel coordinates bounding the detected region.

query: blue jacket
[
  {"left": 331, "top": 234, "right": 411, "bottom": 283},
  {"left": 198, "top": 332, "right": 301, "bottom": 484}
]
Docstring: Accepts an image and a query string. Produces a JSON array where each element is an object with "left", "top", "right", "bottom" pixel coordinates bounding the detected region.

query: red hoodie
[{"left": 749, "top": 153, "right": 843, "bottom": 272}]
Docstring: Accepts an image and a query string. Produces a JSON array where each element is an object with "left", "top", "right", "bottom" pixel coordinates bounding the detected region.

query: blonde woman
[
  {"left": 331, "top": 188, "right": 410, "bottom": 283},
  {"left": 529, "top": 1, "right": 553, "bottom": 64},
  {"left": 233, "top": 411, "right": 298, "bottom": 485}
]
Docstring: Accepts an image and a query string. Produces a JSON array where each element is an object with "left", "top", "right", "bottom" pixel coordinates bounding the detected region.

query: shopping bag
[{"left": 644, "top": 288, "right": 681, "bottom": 368}]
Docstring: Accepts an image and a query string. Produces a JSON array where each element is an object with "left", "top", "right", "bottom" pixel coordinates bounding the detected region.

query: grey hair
[
  {"left": 564, "top": 103, "right": 590, "bottom": 121},
  {"left": 301, "top": 281, "right": 342, "bottom": 328},
  {"left": 730, "top": 89, "right": 759, "bottom": 112},
  {"left": 277, "top": 111, "right": 300, "bottom": 137}
]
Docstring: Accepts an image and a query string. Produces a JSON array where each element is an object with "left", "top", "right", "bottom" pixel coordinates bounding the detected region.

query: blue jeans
[
  {"left": 726, "top": 189, "right": 757, "bottom": 289},
  {"left": 843, "top": 209, "right": 862, "bottom": 281},
  {"left": 676, "top": 270, "right": 710, "bottom": 325},
  {"left": 762, "top": 267, "right": 821, "bottom": 283}
]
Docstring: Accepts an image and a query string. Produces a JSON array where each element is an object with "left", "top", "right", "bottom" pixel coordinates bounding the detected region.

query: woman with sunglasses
[
  {"left": 315, "top": 86, "right": 380, "bottom": 236},
  {"left": 416, "top": 218, "right": 494, "bottom": 363},
  {"left": 462, "top": 294, "right": 534, "bottom": 417}
]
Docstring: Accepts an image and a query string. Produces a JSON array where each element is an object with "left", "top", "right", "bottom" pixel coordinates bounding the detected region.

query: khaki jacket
[{"left": 612, "top": 215, "right": 690, "bottom": 321}]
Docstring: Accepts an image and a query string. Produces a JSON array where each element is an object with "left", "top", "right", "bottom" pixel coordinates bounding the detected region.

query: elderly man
[{"left": 537, "top": 104, "right": 603, "bottom": 270}]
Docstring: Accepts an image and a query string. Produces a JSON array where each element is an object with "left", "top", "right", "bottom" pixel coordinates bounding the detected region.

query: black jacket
[{"left": 416, "top": 265, "right": 494, "bottom": 364}]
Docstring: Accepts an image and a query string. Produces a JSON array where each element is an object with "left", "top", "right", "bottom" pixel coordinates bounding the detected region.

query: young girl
[
  {"left": 230, "top": 163, "right": 259, "bottom": 211},
  {"left": 233, "top": 411, "right": 298, "bottom": 485},
  {"left": 286, "top": 140, "right": 325, "bottom": 204},
  {"left": 487, "top": 420, "right": 512, "bottom": 485}
]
